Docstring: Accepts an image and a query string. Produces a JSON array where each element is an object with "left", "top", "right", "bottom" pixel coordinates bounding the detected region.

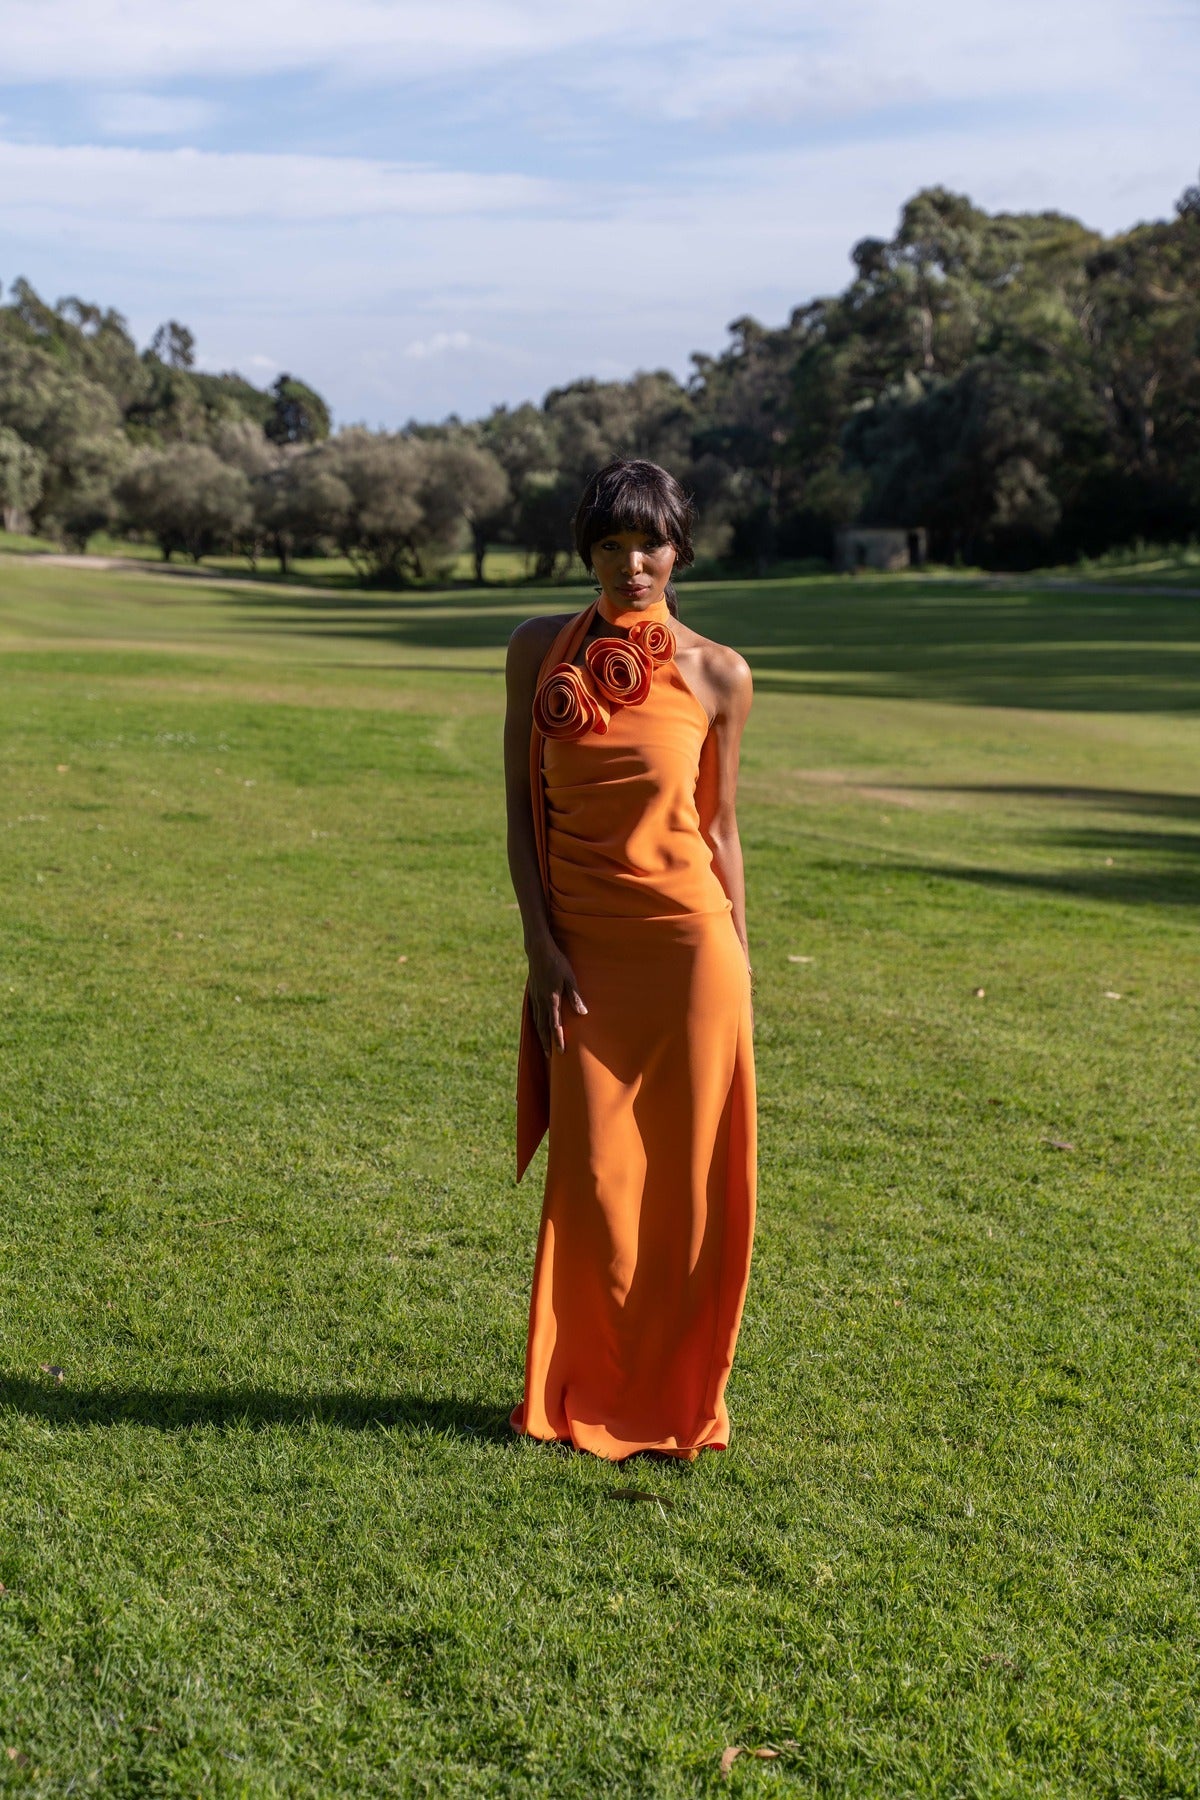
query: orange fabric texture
[{"left": 512, "top": 603, "right": 757, "bottom": 1460}]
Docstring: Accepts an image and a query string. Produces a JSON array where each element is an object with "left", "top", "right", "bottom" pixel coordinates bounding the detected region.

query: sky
[{"left": 0, "top": 0, "right": 1196, "bottom": 428}]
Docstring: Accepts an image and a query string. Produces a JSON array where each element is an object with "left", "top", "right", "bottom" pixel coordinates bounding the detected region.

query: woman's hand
[{"left": 527, "top": 939, "right": 587, "bottom": 1055}]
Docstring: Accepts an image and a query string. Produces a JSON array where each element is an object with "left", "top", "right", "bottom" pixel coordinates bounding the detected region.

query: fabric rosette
[
  {"left": 584, "top": 637, "right": 654, "bottom": 708},
  {"left": 534, "top": 662, "right": 610, "bottom": 740},
  {"left": 626, "top": 618, "right": 675, "bottom": 666}
]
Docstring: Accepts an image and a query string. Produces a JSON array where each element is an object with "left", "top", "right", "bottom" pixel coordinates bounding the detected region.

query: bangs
[
  {"left": 587, "top": 472, "right": 677, "bottom": 547},
  {"left": 573, "top": 459, "right": 695, "bottom": 568}
]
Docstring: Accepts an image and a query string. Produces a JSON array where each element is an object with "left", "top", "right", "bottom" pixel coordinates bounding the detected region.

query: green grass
[
  {"left": 1052, "top": 541, "right": 1200, "bottom": 587},
  {"left": 1, "top": 560, "right": 1198, "bottom": 1796}
]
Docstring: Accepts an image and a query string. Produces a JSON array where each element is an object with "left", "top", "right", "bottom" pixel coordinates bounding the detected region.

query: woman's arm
[
  {"left": 504, "top": 620, "right": 588, "bottom": 1055},
  {"left": 696, "top": 647, "right": 754, "bottom": 967}
]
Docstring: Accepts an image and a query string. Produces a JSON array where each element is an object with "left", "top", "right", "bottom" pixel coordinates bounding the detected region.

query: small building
[{"left": 835, "top": 526, "right": 927, "bottom": 573}]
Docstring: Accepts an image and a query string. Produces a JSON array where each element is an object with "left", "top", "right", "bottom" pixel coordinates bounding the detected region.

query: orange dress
[{"left": 510, "top": 599, "right": 757, "bottom": 1460}]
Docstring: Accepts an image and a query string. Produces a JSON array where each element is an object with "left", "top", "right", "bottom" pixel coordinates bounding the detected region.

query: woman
[{"left": 504, "top": 458, "right": 756, "bottom": 1460}]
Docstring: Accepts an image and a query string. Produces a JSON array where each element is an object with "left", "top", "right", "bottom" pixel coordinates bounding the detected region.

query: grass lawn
[{"left": 0, "top": 559, "right": 1198, "bottom": 1796}]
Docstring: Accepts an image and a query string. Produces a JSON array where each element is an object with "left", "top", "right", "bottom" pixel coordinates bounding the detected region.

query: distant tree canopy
[{"left": 2, "top": 176, "right": 1198, "bottom": 572}]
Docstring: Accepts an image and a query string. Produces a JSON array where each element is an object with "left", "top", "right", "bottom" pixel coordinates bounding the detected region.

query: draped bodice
[{"left": 544, "top": 657, "right": 730, "bottom": 921}]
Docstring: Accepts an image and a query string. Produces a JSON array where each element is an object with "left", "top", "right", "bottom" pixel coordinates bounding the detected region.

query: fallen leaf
[
  {"left": 5, "top": 1748, "right": 30, "bottom": 1765},
  {"left": 972, "top": 986, "right": 986, "bottom": 998},
  {"left": 39, "top": 1364, "right": 64, "bottom": 1384},
  {"left": 55, "top": 764, "right": 69, "bottom": 774},
  {"left": 1044, "top": 1138, "right": 1075, "bottom": 1152},
  {"left": 721, "top": 1743, "right": 798, "bottom": 1777},
  {"left": 787, "top": 954, "right": 813, "bottom": 964},
  {"left": 396, "top": 955, "right": 408, "bottom": 964},
  {"left": 608, "top": 1487, "right": 675, "bottom": 1510}
]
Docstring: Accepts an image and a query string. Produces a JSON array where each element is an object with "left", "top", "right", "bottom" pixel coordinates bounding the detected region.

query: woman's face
[{"left": 590, "top": 529, "right": 677, "bottom": 609}]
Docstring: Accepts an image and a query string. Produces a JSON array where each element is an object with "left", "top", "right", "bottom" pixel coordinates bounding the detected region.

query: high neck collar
[{"left": 596, "top": 592, "right": 671, "bottom": 631}]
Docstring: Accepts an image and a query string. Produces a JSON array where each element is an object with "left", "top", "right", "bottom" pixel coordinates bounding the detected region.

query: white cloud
[
  {"left": 92, "top": 92, "right": 218, "bottom": 137},
  {"left": 0, "top": 140, "right": 561, "bottom": 223},
  {"left": 404, "top": 330, "right": 474, "bottom": 359},
  {"left": 4, "top": 109, "right": 1188, "bottom": 426},
  {"left": 1, "top": 1, "right": 1195, "bottom": 426},
  {"left": 1, "top": 0, "right": 1191, "bottom": 115},
  {"left": 0, "top": 0, "right": 708, "bottom": 83}
]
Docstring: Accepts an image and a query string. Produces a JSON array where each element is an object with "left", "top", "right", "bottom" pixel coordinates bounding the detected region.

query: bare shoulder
[
  {"left": 676, "top": 625, "right": 752, "bottom": 706},
  {"left": 507, "top": 611, "right": 573, "bottom": 676}
]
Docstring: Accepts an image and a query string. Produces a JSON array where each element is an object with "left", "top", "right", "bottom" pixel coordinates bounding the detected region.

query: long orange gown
[{"left": 510, "top": 599, "right": 756, "bottom": 1460}]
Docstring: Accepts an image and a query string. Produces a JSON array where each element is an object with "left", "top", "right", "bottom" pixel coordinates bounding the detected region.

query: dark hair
[{"left": 572, "top": 458, "right": 695, "bottom": 616}]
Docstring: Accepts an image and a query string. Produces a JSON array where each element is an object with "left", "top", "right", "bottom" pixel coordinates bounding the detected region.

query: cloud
[
  {"left": 403, "top": 330, "right": 475, "bottom": 359},
  {"left": 0, "top": 0, "right": 705, "bottom": 83},
  {"left": 92, "top": 92, "right": 218, "bottom": 137},
  {"left": 0, "top": 140, "right": 562, "bottom": 223},
  {"left": 3, "top": 109, "right": 1188, "bottom": 428},
  {"left": 2, "top": 0, "right": 1191, "bottom": 114},
  {"left": 1, "top": 1, "right": 1195, "bottom": 429}
]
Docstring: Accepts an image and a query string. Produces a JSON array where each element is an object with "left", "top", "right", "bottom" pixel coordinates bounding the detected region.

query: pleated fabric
[{"left": 511, "top": 603, "right": 757, "bottom": 1459}]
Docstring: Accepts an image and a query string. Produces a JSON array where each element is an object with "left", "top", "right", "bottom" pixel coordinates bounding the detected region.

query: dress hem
[{"left": 509, "top": 1407, "right": 729, "bottom": 1463}]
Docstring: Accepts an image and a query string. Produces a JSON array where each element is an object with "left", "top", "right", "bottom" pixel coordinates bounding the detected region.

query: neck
[{"left": 596, "top": 591, "right": 671, "bottom": 629}]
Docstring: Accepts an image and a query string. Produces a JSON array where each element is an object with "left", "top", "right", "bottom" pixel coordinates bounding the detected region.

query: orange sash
[{"left": 515, "top": 602, "right": 599, "bottom": 1179}]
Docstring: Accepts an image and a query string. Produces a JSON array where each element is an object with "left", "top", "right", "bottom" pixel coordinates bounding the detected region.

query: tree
[
  {"left": 210, "top": 420, "right": 280, "bottom": 565},
  {"left": 265, "top": 374, "right": 331, "bottom": 446},
  {"left": 419, "top": 435, "right": 510, "bottom": 582},
  {"left": 692, "top": 316, "right": 806, "bottom": 569},
  {"left": 843, "top": 360, "right": 1063, "bottom": 564},
  {"left": 46, "top": 433, "right": 131, "bottom": 549},
  {"left": 116, "top": 443, "right": 251, "bottom": 561},
  {"left": 320, "top": 431, "right": 425, "bottom": 583},
  {"left": 0, "top": 427, "right": 45, "bottom": 532},
  {"left": 253, "top": 448, "right": 353, "bottom": 574},
  {"left": 149, "top": 321, "right": 196, "bottom": 370}
]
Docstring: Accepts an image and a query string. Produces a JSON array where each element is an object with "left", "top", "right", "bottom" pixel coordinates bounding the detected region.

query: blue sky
[{"left": 1, "top": 0, "right": 1196, "bottom": 427}]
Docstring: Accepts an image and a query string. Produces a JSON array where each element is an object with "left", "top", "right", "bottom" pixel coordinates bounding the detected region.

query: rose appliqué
[
  {"left": 533, "top": 662, "right": 610, "bottom": 740},
  {"left": 584, "top": 638, "right": 654, "bottom": 707},
  {"left": 626, "top": 619, "right": 675, "bottom": 666}
]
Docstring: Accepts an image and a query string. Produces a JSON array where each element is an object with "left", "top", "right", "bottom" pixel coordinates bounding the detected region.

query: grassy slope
[{"left": 0, "top": 560, "right": 1198, "bottom": 1796}]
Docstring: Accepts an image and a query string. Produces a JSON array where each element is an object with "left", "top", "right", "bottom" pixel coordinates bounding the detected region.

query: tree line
[{"left": 2, "top": 177, "right": 1198, "bottom": 578}]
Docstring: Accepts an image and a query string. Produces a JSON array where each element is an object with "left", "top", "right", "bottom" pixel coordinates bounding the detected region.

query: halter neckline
[{"left": 596, "top": 593, "right": 671, "bottom": 630}]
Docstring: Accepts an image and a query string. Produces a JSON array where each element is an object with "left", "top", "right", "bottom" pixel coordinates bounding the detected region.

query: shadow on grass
[
  {"left": 907, "top": 784, "right": 1200, "bottom": 821},
  {"left": 903, "top": 859, "right": 1200, "bottom": 910},
  {"left": 204, "top": 579, "right": 1200, "bottom": 713},
  {"left": 890, "top": 783, "right": 1200, "bottom": 911},
  {"left": 0, "top": 1373, "right": 513, "bottom": 1442}
]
